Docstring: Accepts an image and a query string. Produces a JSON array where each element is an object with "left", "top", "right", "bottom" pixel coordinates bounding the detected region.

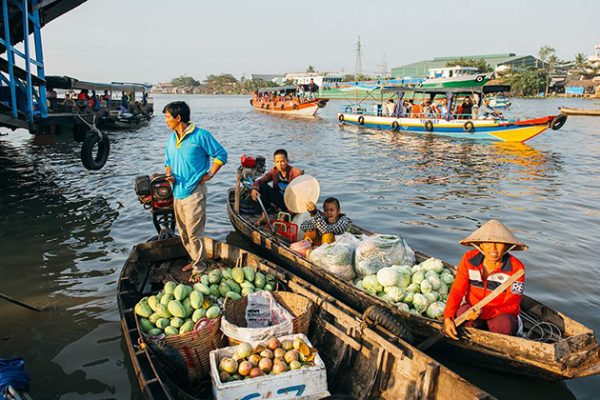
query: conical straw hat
[
  {"left": 459, "top": 219, "right": 528, "bottom": 251},
  {"left": 284, "top": 174, "right": 320, "bottom": 213}
]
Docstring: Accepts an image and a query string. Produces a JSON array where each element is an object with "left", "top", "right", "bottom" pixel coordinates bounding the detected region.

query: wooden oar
[
  {"left": 418, "top": 268, "right": 524, "bottom": 351},
  {"left": 0, "top": 291, "right": 43, "bottom": 312}
]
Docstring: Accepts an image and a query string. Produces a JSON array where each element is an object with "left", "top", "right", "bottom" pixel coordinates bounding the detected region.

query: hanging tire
[
  {"left": 317, "top": 100, "right": 326, "bottom": 108},
  {"left": 463, "top": 121, "right": 475, "bottom": 133},
  {"left": 81, "top": 132, "right": 110, "bottom": 170},
  {"left": 391, "top": 121, "right": 399, "bottom": 131},
  {"left": 261, "top": 103, "right": 265, "bottom": 109},
  {"left": 550, "top": 114, "right": 567, "bottom": 130},
  {"left": 293, "top": 104, "right": 298, "bottom": 110},
  {"left": 362, "top": 306, "right": 413, "bottom": 343},
  {"left": 424, "top": 120, "right": 433, "bottom": 132},
  {"left": 338, "top": 114, "right": 344, "bottom": 122},
  {"left": 265, "top": 104, "right": 270, "bottom": 110},
  {"left": 280, "top": 104, "right": 285, "bottom": 110},
  {"left": 476, "top": 75, "right": 484, "bottom": 82},
  {"left": 358, "top": 116, "right": 365, "bottom": 125},
  {"left": 249, "top": 99, "right": 253, "bottom": 106}
]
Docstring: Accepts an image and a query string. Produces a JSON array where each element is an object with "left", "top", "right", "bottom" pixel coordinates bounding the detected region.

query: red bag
[{"left": 240, "top": 154, "right": 256, "bottom": 168}]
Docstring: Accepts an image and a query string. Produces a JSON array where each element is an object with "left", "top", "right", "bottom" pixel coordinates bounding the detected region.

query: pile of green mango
[{"left": 134, "top": 267, "right": 276, "bottom": 337}]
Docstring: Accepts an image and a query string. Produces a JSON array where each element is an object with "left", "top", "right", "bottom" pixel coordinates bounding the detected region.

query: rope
[
  {"left": 520, "top": 311, "right": 563, "bottom": 343},
  {"left": 75, "top": 114, "right": 103, "bottom": 139}
]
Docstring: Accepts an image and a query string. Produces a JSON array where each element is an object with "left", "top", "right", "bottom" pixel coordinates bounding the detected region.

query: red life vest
[{"left": 443, "top": 249, "right": 525, "bottom": 321}]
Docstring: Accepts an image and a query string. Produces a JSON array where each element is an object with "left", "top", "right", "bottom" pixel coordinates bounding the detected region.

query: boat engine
[
  {"left": 135, "top": 174, "right": 176, "bottom": 239},
  {"left": 238, "top": 155, "right": 266, "bottom": 214}
]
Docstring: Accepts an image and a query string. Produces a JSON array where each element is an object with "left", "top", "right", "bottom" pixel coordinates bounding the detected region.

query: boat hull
[
  {"left": 337, "top": 113, "right": 555, "bottom": 143},
  {"left": 559, "top": 107, "right": 600, "bottom": 116},
  {"left": 251, "top": 98, "right": 326, "bottom": 117},
  {"left": 226, "top": 189, "right": 600, "bottom": 380},
  {"left": 118, "top": 236, "right": 494, "bottom": 400}
]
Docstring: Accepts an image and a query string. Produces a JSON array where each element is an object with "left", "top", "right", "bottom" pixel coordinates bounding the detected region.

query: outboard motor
[
  {"left": 135, "top": 174, "right": 176, "bottom": 239},
  {"left": 237, "top": 155, "right": 266, "bottom": 214}
]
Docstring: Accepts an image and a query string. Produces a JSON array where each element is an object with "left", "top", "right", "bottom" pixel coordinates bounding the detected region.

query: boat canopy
[
  {"left": 380, "top": 84, "right": 512, "bottom": 95},
  {"left": 45, "top": 76, "right": 150, "bottom": 92},
  {"left": 256, "top": 85, "right": 297, "bottom": 95}
]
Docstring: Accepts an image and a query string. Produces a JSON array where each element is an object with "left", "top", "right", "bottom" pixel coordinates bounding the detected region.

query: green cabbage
[
  {"left": 403, "top": 291, "right": 415, "bottom": 304},
  {"left": 391, "top": 265, "right": 413, "bottom": 276},
  {"left": 420, "top": 279, "right": 432, "bottom": 294},
  {"left": 397, "top": 303, "right": 410, "bottom": 313},
  {"left": 397, "top": 274, "right": 411, "bottom": 289},
  {"left": 411, "top": 271, "right": 425, "bottom": 285},
  {"left": 441, "top": 273, "right": 455, "bottom": 285},
  {"left": 426, "top": 301, "right": 446, "bottom": 320},
  {"left": 427, "top": 275, "right": 441, "bottom": 291},
  {"left": 362, "top": 275, "right": 382, "bottom": 294},
  {"left": 377, "top": 267, "right": 399, "bottom": 287},
  {"left": 422, "top": 258, "right": 444, "bottom": 273},
  {"left": 412, "top": 293, "right": 430, "bottom": 314},
  {"left": 424, "top": 292, "right": 439, "bottom": 303},
  {"left": 385, "top": 286, "right": 405, "bottom": 302},
  {"left": 406, "top": 282, "right": 420, "bottom": 293}
]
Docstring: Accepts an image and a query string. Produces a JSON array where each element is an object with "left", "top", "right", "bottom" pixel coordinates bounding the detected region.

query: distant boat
[
  {"left": 559, "top": 106, "right": 600, "bottom": 116},
  {"left": 487, "top": 94, "right": 512, "bottom": 109},
  {"left": 250, "top": 85, "right": 328, "bottom": 117}
]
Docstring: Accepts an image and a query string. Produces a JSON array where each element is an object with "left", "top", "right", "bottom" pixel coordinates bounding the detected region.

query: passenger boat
[
  {"left": 226, "top": 185, "right": 600, "bottom": 381},
  {"left": 250, "top": 85, "right": 328, "bottom": 117},
  {"left": 337, "top": 85, "right": 567, "bottom": 143},
  {"left": 559, "top": 106, "right": 600, "bottom": 116},
  {"left": 117, "top": 236, "right": 494, "bottom": 399}
]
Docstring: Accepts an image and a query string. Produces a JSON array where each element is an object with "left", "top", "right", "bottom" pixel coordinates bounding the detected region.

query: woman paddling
[{"left": 443, "top": 219, "right": 527, "bottom": 339}]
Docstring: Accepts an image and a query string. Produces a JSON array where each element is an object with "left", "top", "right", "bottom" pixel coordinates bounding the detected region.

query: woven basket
[
  {"left": 160, "top": 317, "right": 223, "bottom": 382},
  {"left": 223, "top": 291, "right": 314, "bottom": 346}
]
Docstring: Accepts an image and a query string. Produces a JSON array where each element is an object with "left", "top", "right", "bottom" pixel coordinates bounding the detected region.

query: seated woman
[
  {"left": 300, "top": 198, "right": 352, "bottom": 246},
  {"left": 443, "top": 219, "right": 527, "bottom": 339}
]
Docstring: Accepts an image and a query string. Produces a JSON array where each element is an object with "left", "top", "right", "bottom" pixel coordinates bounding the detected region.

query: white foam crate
[{"left": 209, "top": 333, "right": 329, "bottom": 400}]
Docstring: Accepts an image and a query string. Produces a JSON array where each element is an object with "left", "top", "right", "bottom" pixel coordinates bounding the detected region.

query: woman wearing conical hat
[{"left": 443, "top": 220, "right": 527, "bottom": 339}]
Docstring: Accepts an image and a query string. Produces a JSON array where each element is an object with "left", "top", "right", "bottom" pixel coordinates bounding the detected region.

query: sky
[{"left": 37, "top": 0, "right": 600, "bottom": 84}]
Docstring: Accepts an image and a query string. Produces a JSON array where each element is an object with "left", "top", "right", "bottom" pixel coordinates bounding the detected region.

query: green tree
[
  {"left": 204, "top": 74, "right": 239, "bottom": 93},
  {"left": 538, "top": 45, "right": 557, "bottom": 96},
  {"left": 504, "top": 68, "right": 547, "bottom": 96},
  {"left": 306, "top": 65, "right": 315, "bottom": 73},
  {"left": 445, "top": 58, "right": 493, "bottom": 73},
  {"left": 171, "top": 75, "right": 201, "bottom": 87},
  {"left": 573, "top": 53, "right": 589, "bottom": 75}
]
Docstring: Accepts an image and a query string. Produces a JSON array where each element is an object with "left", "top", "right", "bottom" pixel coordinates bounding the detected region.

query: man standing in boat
[
  {"left": 308, "top": 78, "right": 319, "bottom": 100},
  {"left": 163, "top": 101, "right": 228, "bottom": 281}
]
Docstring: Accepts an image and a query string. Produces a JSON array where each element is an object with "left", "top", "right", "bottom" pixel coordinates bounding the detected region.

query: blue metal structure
[{"left": 0, "top": 0, "right": 47, "bottom": 124}]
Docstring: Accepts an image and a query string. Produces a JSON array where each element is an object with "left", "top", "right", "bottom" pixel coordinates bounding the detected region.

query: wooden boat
[
  {"left": 337, "top": 85, "right": 567, "bottom": 143},
  {"left": 118, "top": 236, "right": 494, "bottom": 399},
  {"left": 226, "top": 187, "right": 600, "bottom": 381},
  {"left": 559, "top": 107, "right": 600, "bottom": 116},
  {"left": 251, "top": 85, "right": 328, "bottom": 117}
]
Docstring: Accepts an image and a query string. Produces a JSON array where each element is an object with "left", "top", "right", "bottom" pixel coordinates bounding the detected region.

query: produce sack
[
  {"left": 354, "top": 234, "right": 415, "bottom": 277},
  {"left": 308, "top": 239, "right": 356, "bottom": 281},
  {"left": 221, "top": 291, "right": 293, "bottom": 343}
]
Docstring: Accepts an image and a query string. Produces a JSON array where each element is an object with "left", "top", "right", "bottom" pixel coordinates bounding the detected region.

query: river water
[{"left": 0, "top": 95, "right": 599, "bottom": 399}]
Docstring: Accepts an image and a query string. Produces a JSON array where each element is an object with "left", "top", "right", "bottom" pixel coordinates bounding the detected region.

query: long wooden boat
[
  {"left": 226, "top": 188, "right": 600, "bottom": 381},
  {"left": 251, "top": 84, "right": 328, "bottom": 117},
  {"left": 337, "top": 85, "right": 567, "bottom": 143},
  {"left": 118, "top": 236, "right": 494, "bottom": 400},
  {"left": 559, "top": 107, "right": 600, "bottom": 116}
]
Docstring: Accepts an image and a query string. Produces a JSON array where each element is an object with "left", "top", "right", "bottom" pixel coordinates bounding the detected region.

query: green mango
[
  {"left": 179, "top": 320, "right": 195, "bottom": 335},
  {"left": 208, "top": 269, "right": 222, "bottom": 285},
  {"left": 193, "top": 283, "right": 211, "bottom": 296},
  {"left": 200, "top": 274, "right": 210, "bottom": 286},
  {"left": 209, "top": 284, "right": 220, "bottom": 298},
  {"left": 226, "top": 291, "right": 242, "bottom": 301},
  {"left": 264, "top": 283, "right": 274, "bottom": 291},
  {"left": 231, "top": 267, "right": 245, "bottom": 284},
  {"left": 155, "top": 303, "right": 172, "bottom": 319},
  {"left": 218, "top": 282, "right": 231, "bottom": 298},
  {"left": 156, "top": 318, "right": 170, "bottom": 330},
  {"left": 164, "top": 326, "right": 179, "bottom": 336},
  {"left": 170, "top": 317, "right": 184, "bottom": 328},
  {"left": 160, "top": 293, "right": 174, "bottom": 306},
  {"left": 139, "top": 318, "right": 153, "bottom": 333},
  {"left": 221, "top": 268, "right": 233, "bottom": 280},
  {"left": 243, "top": 267, "right": 255, "bottom": 282},
  {"left": 254, "top": 272, "right": 266, "bottom": 289},
  {"left": 183, "top": 297, "right": 194, "bottom": 317},
  {"left": 189, "top": 291, "right": 204, "bottom": 309},
  {"left": 225, "top": 279, "right": 241, "bottom": 294},
  {"left": 240, "top": 281, "right": 255, "bottom": 289},
  {"left": 167, "top": 300, "right": 186, "bottom": 318},
  {"left": 134, "top": 300, "right": 152, "bottom": 318},
  {"left": 174, "top": 284, "right": 192, "bottom": 301},
  {"left": 206, "top": 305, "right": 221, "bottom": 319},
  {"left": 148, "top": 312, "right": 160, "bottom": 324},
  {"left": 146, "top": 328, "right": 163, "bottom": 336},
  {"left": 164, "top": 281, "right": 177, "bottom": 295},
  {"left": 241, "top": 287, "right": 255, "bottom": 297},
  {"left": 147, "top": 295, "right": 159, "bottom": 312},
  {"left": 192, "top": 308, "right": 206, "bottom": 323}
]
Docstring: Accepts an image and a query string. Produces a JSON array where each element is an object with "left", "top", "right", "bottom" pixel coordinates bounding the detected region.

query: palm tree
[{"left": 574, "top": 53, "right": 589, "bottom": 74}]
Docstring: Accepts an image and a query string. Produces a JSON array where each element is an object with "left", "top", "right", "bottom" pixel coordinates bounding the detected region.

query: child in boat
[{"left": 300, "top": 197, "right": 352, "bottom": 246}]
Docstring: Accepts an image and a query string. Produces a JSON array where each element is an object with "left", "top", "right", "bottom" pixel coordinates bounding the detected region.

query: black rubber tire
[
  {"left": 550, "top": 114, "right": 567, "bottom": 130},
  {"left": 363, "top": 306, "right": 413, "bottom": 343},
  {"left": 280, "top": 104, "right": 285, "bottom": 110},
  {"left": 463, "top": 121, "right": 475, "bottom": 133},
  {"left": 73, "top": 124, "right": 88, "bottom": 143},
  {"left": 338, "top": 114, "right": 344, "bottom": 122},
  {"left": 358, "top": 116, "right": 365, "bottom": 125},
  {"left": 424, "top": 120, "right": 433, "bottom": 132},
  {"left": 293, "top": 104, "right": 298, "bottom": 110},
  {"left": 317, "top": 100, "right": 327, "bottom": 108},
  {"left": 391, "top": 121, "right": 399, "bottom": 131},
  {"left": 476, "top": 75, "right": 484, "bottom": 82},
  {"left": 265, "top": 104, "right": 270, "bottom": 110},
  {"left": 81, "top": 132, "right": 110, "bottom": 170},
  {"left": 249, "top": 99, "right": 253, "bottom": 106}
]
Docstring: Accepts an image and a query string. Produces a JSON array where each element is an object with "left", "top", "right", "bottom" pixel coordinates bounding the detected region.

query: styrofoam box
[{"left": 209, "top": 333, "right": 330, "bottom": 400}]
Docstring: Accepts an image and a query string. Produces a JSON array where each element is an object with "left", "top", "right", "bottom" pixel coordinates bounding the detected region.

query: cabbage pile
[{"left": 354, "top": 257, "right": 455, "bottom": 320}]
